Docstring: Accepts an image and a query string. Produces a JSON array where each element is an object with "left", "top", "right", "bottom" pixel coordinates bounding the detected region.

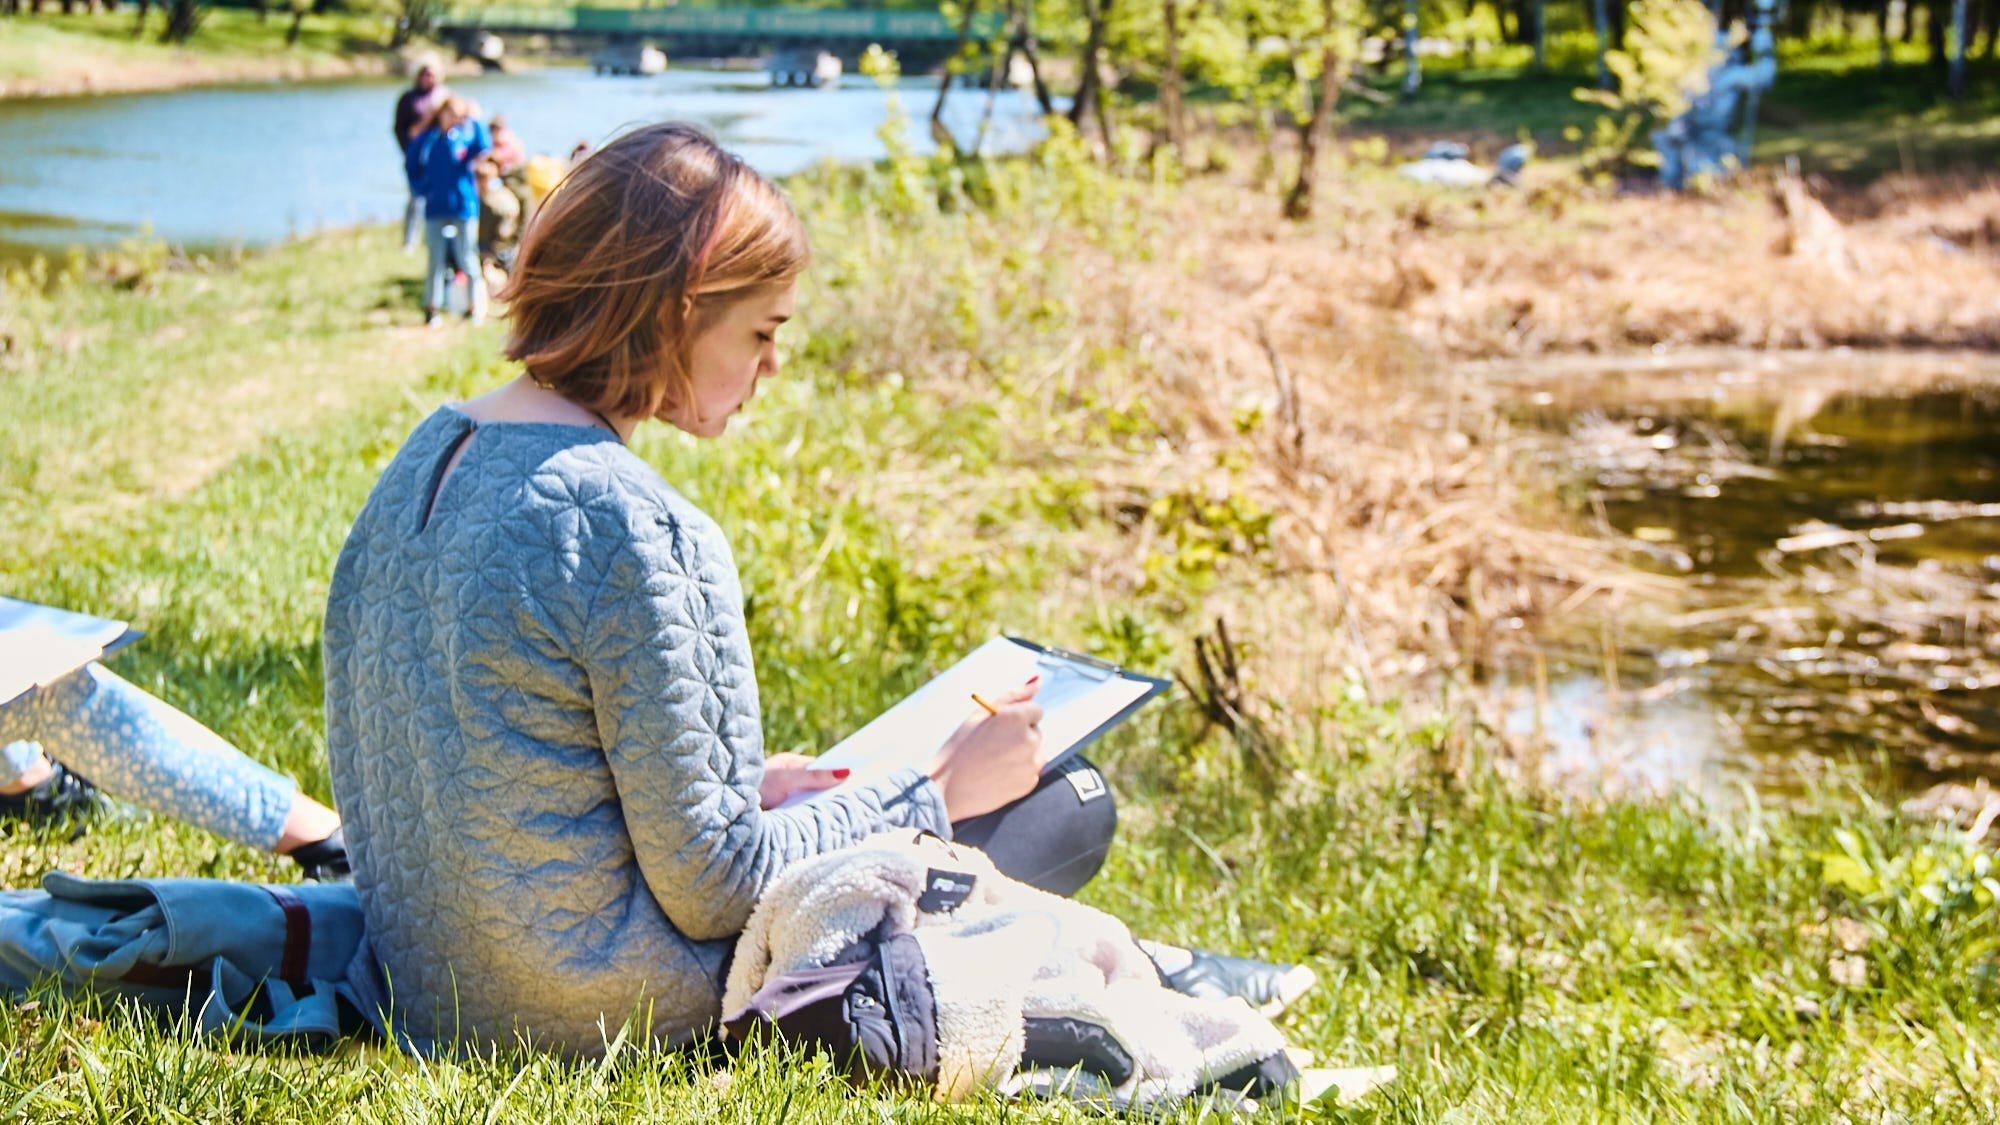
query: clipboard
[
  {"left": 780, "top": 635, "right": 1171, "bottom": 808},
  {"left": 0, "top": 597, "right": 143, "bottom": 708},
  {"left": 1005, "top": 636, "right": 1171, "bottom": 767}
]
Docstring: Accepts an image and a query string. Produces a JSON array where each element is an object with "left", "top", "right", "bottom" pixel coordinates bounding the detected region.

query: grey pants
[
  {"left": 424, "top": 216, "right": 486, "bottom": 318},
  {"left": 0, "top": 664, "right": 297, "bottom": 850},
  {"left": 403, "top": 192, "right": 426, "bottom": 250}
]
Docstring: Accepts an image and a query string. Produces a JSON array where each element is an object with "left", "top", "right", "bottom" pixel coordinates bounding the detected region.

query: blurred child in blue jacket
[{"left": 405, "top": 96, "right": 492, "bottom": 326}]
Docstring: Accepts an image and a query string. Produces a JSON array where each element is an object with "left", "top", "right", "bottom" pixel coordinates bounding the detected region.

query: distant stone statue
[{"left": 1653, "top": 20, "right": 1776, "bottom": 191}]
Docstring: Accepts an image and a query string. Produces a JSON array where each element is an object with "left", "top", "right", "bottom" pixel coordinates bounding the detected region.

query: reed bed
[{"left": 786, "top": 150, "right": 2000, "bottom": 787}]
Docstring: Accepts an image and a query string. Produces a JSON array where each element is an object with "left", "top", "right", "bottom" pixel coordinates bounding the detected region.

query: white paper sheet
[
  {"left": 0, "top": 597, "right": 131, "bottom": 708},
  {"left": 781, "top": 636, "right": 1156, "bottom": 808}
]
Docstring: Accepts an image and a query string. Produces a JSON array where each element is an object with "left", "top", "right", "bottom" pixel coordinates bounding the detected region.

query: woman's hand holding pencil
[{"left": 925, "top": 675, "right": 1044, "bottom": 821}]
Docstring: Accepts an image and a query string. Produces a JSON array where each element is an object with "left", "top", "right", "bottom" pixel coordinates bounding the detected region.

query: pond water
[
  {"left": 1492, "top": 352, "right": 2000, "bottom": 800},
  {"left": 0, "top": 66, "right": 1048, "bottom": 256}
]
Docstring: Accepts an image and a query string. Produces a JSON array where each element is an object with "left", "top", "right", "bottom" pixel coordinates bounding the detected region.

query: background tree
[
  {"left": 1068, "top": 0, "right": 1119, "bottom": 147},
  {"left": 392, "top": 0, "right": 446, "bottom": 49},
  {"left": 1951, "top": 0, "right": 1971, "bottom": 93},
  {"left": 1283, "top": 0, "right": 1364, "bottom": 217},
  {"left": 160, "top": 0, "right": 202, "bottom": 43}
]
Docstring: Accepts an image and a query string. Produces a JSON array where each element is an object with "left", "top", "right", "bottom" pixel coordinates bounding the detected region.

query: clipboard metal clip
[{"left": 1027, "top": 642, "right": 1122, "bottom": 681}]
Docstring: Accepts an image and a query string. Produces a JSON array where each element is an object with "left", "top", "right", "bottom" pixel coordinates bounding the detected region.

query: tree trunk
[
  {"left": 59, "top": 0, "right": 75, "bottom": 14},
  {"left": 1161, "top": 0, "right": 1185, "bottom": 152},
  {"left": 1016, "top": 28, "right": 1055, "bottom": 115},
  {"left": 1094, "top": 75, "right": 1117, "bottom": 151},
  {"left": 1592, "top": 0, "right": 1613, "bottom": 86},
  {"left": 972, "top": 44, "right": 1010, "bottom": 153},
  {"left": 1984, "top": 0, "right": 1999, "bottom": 57},
  {"left": 1533, "top": 0, "right": 1549, "bottom": 69},
  {"left": 160, "top": 0, "right": 199, "bottom": 43},
  {"left": 930, "top": 0, "right": 980, "bottom": 154},
  {"left": 133, "top": 0, "right": 153, "bottom": 33},
  {"left": 1069, "top": 0, "right": 1113, "bottom": 139},
  {"left": 1403, "top": 0, "right": 1421, "bottom": 92},
  {"left": 286, "top": 3, "right": 303, "bottom": 45},
  {"left": 1879, "top": 0, "right": 1895, "bottom": 67},
  {"left": 1927, "top": 0, "right": 1949, "bottom": 68},
  {"left": 1284, "top": 0, "right": 1348, "bottom": 220},
  {"left": 1950, "top": 0, "right": 1970, "bottom": 92}
]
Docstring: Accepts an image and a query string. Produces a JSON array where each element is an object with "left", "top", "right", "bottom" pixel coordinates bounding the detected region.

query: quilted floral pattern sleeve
[{"left": 579, "top": 484, "right": 950, "bottom": 942}]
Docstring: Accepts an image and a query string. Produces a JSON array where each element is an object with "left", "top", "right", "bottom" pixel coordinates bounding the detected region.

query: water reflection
[
  {"left": 0, "top": 67, "right": 1050, "bottom": 255},
  {"left": 1495, "top": 352, "right": 2000, "bottom": 798}
]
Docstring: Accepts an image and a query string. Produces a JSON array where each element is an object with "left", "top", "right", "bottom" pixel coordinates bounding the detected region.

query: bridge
[{"left": 439, "top": 6, "right": 1004, "bottom": 69}]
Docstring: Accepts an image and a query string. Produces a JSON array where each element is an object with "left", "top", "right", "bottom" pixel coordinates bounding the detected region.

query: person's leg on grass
[
  {"left": 0, "top": 736, "right": 94, "bottom": 819},
  {"left": 423, "top": 217, "right": 452, "bottom": 323},
  {"left": 403, "top": 192, "right": 426, "bottom": 253},
  {"left": 456, "top": 218, "right": 487, "bottom": 324},
  {"left": 0, "top": 665, "right": 345, "bottom": 875},
  {"left": 949, "top": 756, "right": 1117, "bottom": 897},
  {"left": 951, "top": 754, "right": 1316, "bottom": 1015}
]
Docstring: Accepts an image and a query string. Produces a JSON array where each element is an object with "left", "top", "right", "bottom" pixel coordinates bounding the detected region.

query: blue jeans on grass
[
  {"left": 0, "top": 664, "right": 296, "bottom": 850},
  {"left": 424, "top": 215, "right": 485, "bottom": 319},
  {"left": 402, "top": 192, "right": 426, "bottom": 251}
]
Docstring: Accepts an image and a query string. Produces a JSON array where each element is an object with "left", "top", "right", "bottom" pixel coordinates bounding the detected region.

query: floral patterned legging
[{"left": 0, "top": 664, "right": 296, "bottom": 850}]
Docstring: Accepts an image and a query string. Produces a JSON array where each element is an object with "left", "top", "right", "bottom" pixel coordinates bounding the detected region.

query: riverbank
[
  {"left": 0, "top": 11, "right": 456, "bottom": 99},
  {"left": 3, "top": 147, "right": 1999, "bottom": 1118}
]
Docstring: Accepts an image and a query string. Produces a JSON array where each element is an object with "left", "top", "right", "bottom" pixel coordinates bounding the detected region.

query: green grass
[{"left": 3, "top": 152, "right": 1999, "bottom": 1120}]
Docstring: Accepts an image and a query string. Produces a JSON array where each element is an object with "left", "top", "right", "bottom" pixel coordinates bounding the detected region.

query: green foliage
[
  {"left": 1571, "top": 0, "right": 1724, "bottom": 172},
  {"left": 1140, "top": 482, "right": 1276, "bottom": 594},
  {"left": 1819, "top": 827, "right": 2000, "bottom": 932}
]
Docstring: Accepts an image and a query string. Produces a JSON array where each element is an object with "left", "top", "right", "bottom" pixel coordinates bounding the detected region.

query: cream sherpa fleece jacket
[{"left": 722, "top": 831, "right": 1289, "bottom": 1107}]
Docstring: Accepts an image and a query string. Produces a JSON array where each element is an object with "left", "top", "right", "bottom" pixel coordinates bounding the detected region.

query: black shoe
[
  {"left": 0, "top": 761, "right": 100, "bottom": 825},
  {"left": 1162, "top": 949, "right": 1318, "bottom": 1018},
  {"left": 290, "top": 826, "right": 351, "bottom": 883}
]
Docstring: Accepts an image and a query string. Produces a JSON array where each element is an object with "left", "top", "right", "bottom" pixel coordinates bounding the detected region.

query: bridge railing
[{"left": 443, "top": 6, "right": 999, "bottom": 41}]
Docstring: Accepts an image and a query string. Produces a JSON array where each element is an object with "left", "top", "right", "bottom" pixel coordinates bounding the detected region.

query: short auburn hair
[{"left": 499, "top": 123, "right": 809, "bottom": 421}]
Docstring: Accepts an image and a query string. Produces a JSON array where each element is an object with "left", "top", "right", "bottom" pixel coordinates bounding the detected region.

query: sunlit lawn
[{"left": 2, "top": 148, "right": 1999, "bottom": 1119}]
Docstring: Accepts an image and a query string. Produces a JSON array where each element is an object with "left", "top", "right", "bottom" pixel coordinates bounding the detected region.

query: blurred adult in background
[
  {"left": 392, "top": 56, "right": 447, "bottom": 254},
  {"left": 487, "top": 115, "right": 527, "bottom": 176}
]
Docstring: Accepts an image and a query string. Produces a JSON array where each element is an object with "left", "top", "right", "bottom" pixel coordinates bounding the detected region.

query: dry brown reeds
[{"left": 803, "top": 151, "right": 1999, "bottom": 767}]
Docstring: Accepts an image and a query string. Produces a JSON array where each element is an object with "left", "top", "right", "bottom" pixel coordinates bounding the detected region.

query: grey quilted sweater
[{"left": 324, "top": 407, "right": 950, "bottom": 1055}]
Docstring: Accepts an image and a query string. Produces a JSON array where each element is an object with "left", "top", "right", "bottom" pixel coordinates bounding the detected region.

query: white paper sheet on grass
[
  {"left": 781, "top": 636, "right": 1154, "bottom": 808},
  {"left": 0, "top": 597, "right": 131, "bottom": 708}
]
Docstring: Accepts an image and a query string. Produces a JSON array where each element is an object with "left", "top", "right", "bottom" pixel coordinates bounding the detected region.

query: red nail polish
[
  {"left": 1026, "top": 674, "right": 1041, "bottom": 686},
  {"left": 832, "top": 768, "right": 852, "bottom": 780}
]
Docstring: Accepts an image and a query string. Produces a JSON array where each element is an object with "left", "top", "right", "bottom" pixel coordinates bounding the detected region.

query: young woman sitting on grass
[{"left": 324, "top": 122, "right": 1311, "bottom": 1057}]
